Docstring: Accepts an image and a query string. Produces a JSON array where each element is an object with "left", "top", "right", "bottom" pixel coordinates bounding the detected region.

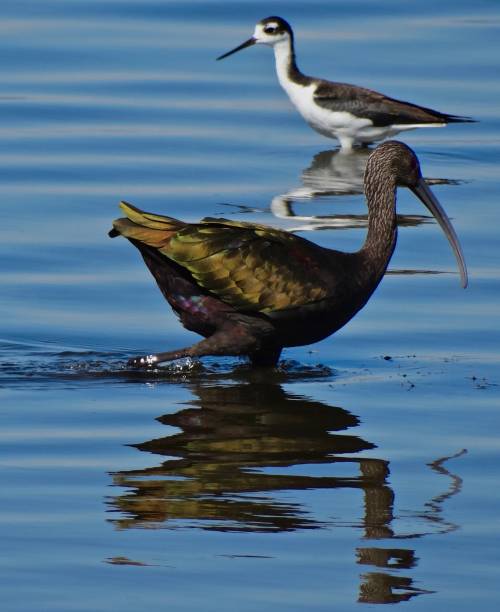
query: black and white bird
[{"left": 217, "top": 16, "right": 474, "bottom": 151}]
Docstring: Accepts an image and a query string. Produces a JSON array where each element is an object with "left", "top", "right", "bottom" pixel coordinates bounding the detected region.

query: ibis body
[{"left": 109, "top": 142, "right": 467, "bottom": 367}]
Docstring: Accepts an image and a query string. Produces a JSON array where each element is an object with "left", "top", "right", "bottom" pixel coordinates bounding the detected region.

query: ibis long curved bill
[
  {"left": 217, "top": 37, "right": 256, "bottom": 60},
  {"left": 411, "top": 178, "right": 468, "bottom": 288}
]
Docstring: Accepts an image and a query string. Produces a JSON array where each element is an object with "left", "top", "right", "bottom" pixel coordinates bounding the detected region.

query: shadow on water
[
  {"left": 270, "top": 147, "right": 462, "bottom": 233},
  {"left": 107, "top": 379, "right": 465, "bottom": 604}
]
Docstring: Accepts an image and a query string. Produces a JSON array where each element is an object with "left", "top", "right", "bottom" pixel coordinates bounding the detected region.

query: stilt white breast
[{"left": 217, "top": 16, "right": 474, "bottom": 151}]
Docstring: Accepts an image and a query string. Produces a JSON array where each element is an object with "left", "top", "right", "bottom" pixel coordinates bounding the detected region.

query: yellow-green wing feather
[
  {"left": 112, "top": 202, "right": 331, "bottom": 313},
  {"left": 165, "top": 221, "right": 330, "bottom": 312}
]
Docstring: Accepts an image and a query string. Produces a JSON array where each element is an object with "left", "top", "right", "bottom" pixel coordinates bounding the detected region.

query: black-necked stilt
[
  {"left": 110, "top": 141, "right": 467, "bottom": 367},
  {"left": 217, "top": 16, "right": 474, "bottom": 151}
]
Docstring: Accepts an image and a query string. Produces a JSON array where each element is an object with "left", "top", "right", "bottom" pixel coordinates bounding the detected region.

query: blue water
[{"left": 1, "top": 1, "right": 499, "bottom": 610}]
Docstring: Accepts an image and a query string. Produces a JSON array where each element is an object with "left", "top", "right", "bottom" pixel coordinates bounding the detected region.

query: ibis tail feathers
[{"left": 109, "top": 201, "right": 187, "bottom": 248}]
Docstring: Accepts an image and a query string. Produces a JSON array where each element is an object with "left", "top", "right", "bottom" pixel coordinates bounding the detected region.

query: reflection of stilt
[
  {"left": 269, "top": 147, "right": 376, "bottom": 232},
  {"left": 270, "top": 148, "right": 459, "bottom": 234},
  {"left": 271, "top": 193, "right": 431, "bottom": 233},
  {"left": 281, "top": 148, "right": 370, "bottom": 200}
]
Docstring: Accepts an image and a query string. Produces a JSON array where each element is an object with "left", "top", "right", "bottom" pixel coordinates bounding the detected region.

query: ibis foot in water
[
  {"left": 110, "top": 141, "right": 467, "bottom": 368},
  {"left": 127, "top": 320, "right": 283, "bottom": 368}
]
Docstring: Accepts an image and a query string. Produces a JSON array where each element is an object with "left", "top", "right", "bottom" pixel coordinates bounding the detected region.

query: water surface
[{"left": 1, "top": 1, "right": 499, "bottom": 610}]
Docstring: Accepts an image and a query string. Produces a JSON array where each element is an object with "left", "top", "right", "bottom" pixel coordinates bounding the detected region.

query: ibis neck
[
  {"left": 273, "top": 37, "right": 310, "bottom": 88},
  {"left": 359, "top": 175, "right": 398, "bottom": 283}
]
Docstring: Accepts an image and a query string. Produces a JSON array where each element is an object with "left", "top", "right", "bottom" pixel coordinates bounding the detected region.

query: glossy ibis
[{"left": 109, "top": 141, "right": 467, "bottom": 367}]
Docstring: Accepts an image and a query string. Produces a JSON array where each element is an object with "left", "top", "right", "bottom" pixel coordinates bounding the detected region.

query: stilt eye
[{"left": 264, "top": 24, "right": 278, "bottom": 34}]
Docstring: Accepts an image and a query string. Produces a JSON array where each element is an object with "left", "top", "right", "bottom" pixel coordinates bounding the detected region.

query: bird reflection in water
[
  {"left": 270, "top": 147, "right": 460, "bottom": 234},
  {"left": 108, "top": 381, "right": 464, "bottom": 604},
  {"left": 110, "top": 381, "right": 376, "bottom": 532},
  {"left": 356, "top": 448, "right": 466, "bottom": 604}
]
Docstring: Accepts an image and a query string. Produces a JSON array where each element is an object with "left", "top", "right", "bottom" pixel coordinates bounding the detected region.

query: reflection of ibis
[
  {"left": 217, "top": 16, "right": 474, "bottom": 151},
  {"left": 109, "top": 382, "right": 378, "bottom": 532},
  {"left": 109, "top": 141, "right": 467, "bottom": 367}
]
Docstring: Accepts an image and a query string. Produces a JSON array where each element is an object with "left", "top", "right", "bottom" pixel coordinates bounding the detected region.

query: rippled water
[{"left": 1, "top": 1, "right": 499, "bottom": 610}]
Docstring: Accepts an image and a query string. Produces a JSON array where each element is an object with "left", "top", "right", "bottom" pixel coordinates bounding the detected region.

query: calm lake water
[{"left": 1, "top": 0, "right": 499, "bottom": 610}]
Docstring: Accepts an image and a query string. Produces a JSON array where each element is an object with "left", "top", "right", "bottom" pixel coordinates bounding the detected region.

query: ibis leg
[{"left": 128, "top": 322, "right": 282, "bottom": 368}]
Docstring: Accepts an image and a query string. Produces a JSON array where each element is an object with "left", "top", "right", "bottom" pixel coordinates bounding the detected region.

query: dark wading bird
[
  {"left": 109, "top": 141, "right": 467, "bottom": 368},
  {"left": 217, "top": 16, "right": 474, "bottom": 151}
]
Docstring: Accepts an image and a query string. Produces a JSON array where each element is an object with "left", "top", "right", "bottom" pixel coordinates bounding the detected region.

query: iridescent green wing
[{"left": 162, "top": 217, "right": 330, "bottom": 312}]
